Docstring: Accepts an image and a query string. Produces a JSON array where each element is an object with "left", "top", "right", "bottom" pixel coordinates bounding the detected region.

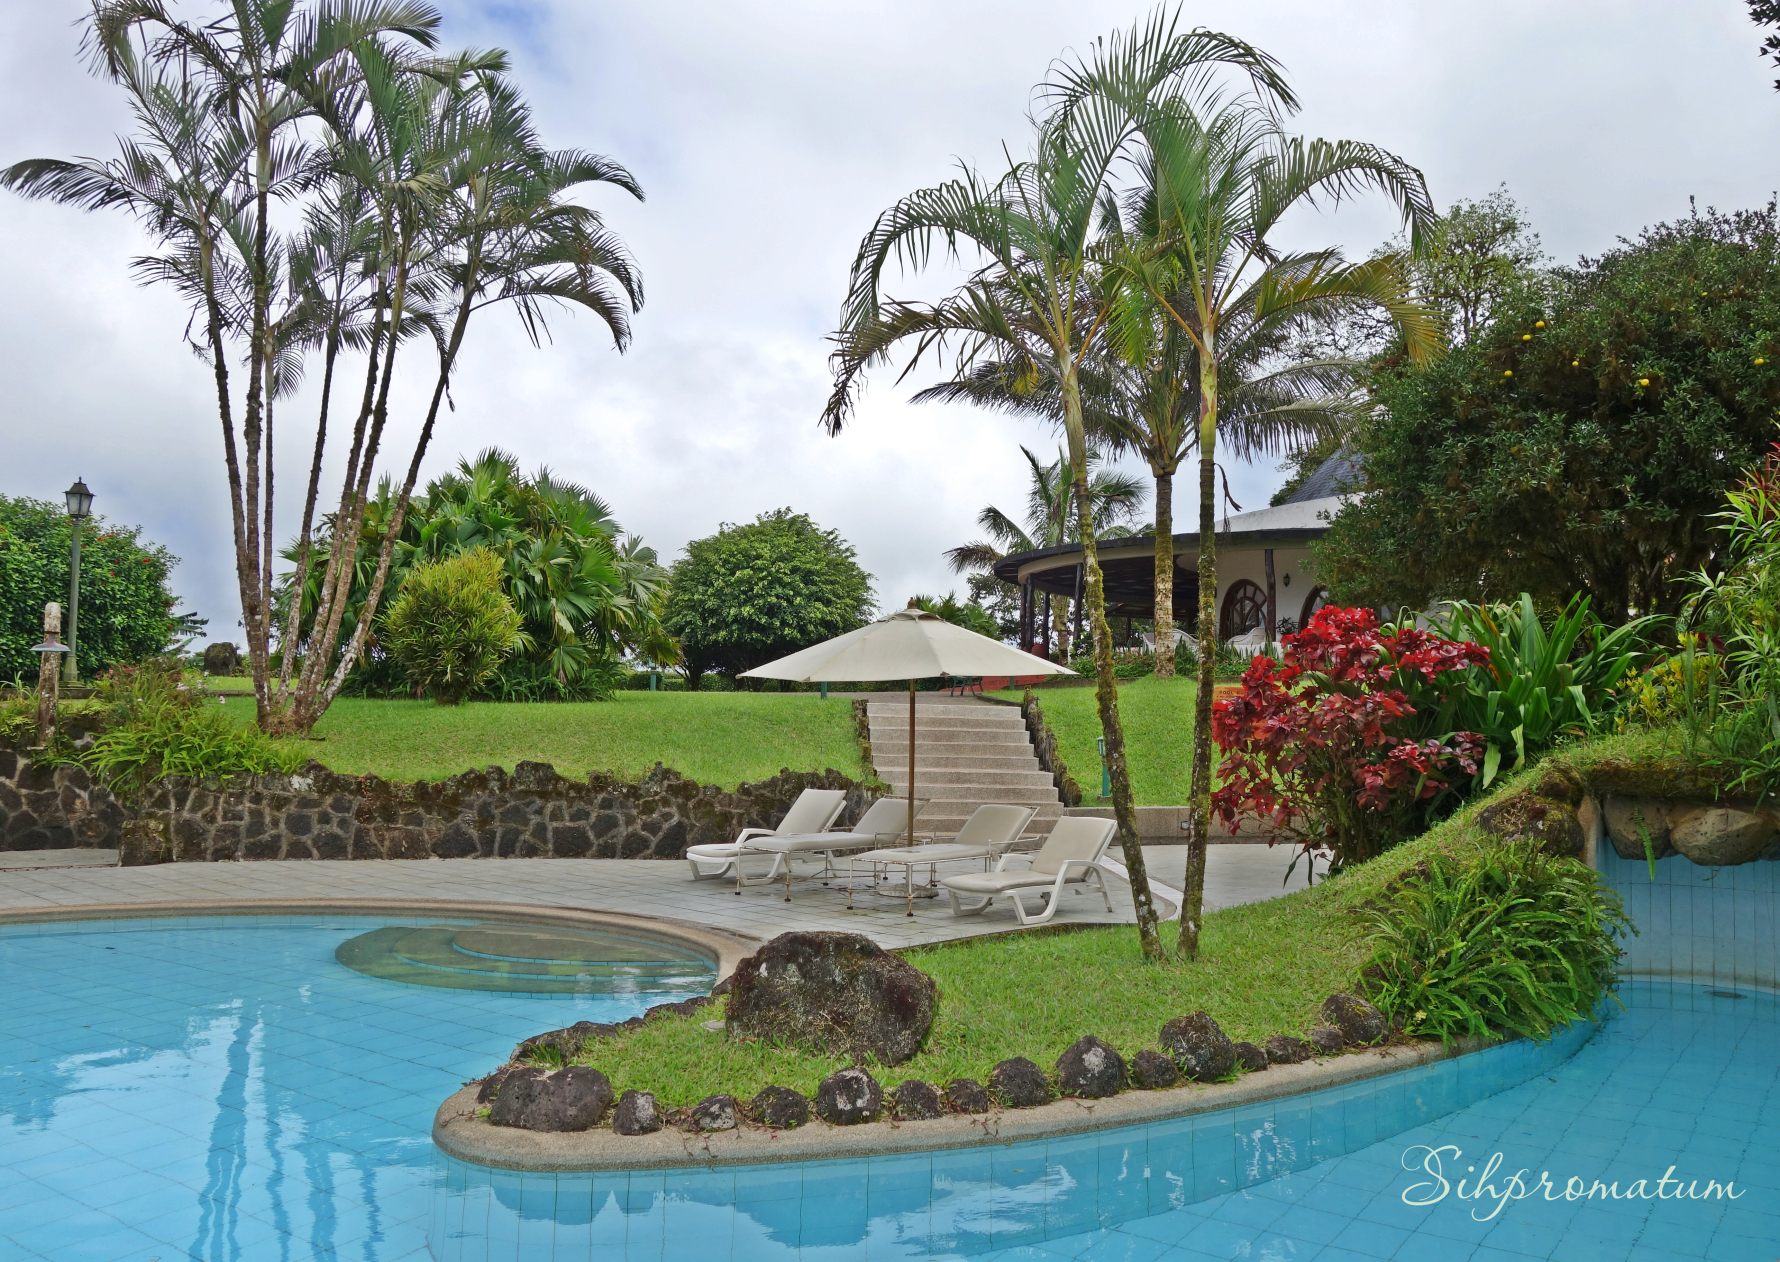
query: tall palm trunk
[
  {"left": 1179, "top": 353, "right": 1218, "bottom": 959},
  {"left": 1152, "top": 467, "right": 1175, "bottom": 678},
  {"left": 1063, "top": 367, "right": 1163, "bottom": 960}
]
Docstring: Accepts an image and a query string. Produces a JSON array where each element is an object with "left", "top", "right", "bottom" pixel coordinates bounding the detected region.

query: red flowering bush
[{"left": 1210, "top": 606, "right": 1491, "bottom": 872}]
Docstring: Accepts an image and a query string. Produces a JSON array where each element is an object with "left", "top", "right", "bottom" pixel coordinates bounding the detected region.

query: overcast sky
[{"left": 2, "top": 1, "right": 1777, "bottom": 642}]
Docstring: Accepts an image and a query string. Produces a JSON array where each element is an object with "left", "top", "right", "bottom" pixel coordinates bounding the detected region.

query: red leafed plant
[{"left": 1211, "top": 605, "right": 1491, "bottom": 875}]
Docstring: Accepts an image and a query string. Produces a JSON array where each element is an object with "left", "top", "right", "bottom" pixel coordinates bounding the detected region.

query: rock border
[{"left": 433, "top": 1030, "right": 1506, "bottom": 1173}]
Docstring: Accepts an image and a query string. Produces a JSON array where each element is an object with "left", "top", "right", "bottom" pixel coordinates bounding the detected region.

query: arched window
[
  {"left": 1299, "top": 585, "right": 1329, "bottom": 628},
  {"left": 1219, "top": 579, "right": 1267, "bottom": 640}
]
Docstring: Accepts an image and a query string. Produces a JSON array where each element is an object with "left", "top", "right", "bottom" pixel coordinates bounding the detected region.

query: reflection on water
[{"left": 0, "top": 917, "right": 669, "bottom": 1261}]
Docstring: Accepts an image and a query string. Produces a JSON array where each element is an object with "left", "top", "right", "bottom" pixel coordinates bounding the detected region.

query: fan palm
[
  {"left": 1061, "top": 84, "right": 1441, "bottom": 956},
  {"left": 945, "top": 445, "right": 1145, "bottom": 651},
  {"left": 823, "top": 12, "right": 1293, "bottom": 959},
  {"left": 921, "top": 316, "right": 1358, "bottom": 674}
]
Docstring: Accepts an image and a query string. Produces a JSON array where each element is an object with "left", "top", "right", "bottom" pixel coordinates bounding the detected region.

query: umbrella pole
[{"left": 907, "top": 678, "right": 917, "bottom": 916}]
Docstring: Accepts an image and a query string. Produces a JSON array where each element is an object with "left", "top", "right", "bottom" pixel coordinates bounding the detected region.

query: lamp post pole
[{"left": 63, "top": 479, "right": 94, "bottom": 685}]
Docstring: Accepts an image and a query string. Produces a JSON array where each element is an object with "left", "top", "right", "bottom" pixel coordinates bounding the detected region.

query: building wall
[{"left": 1203, "top": 544, "right": 1322, "bottom": 637}]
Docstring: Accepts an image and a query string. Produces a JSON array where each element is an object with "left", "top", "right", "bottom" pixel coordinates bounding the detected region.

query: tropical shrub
[
  {"left": 1422, "top": 594, "right": 1650, "bottom": 787},
  {"left": 85, "top": 666, "right": 306, "bottom": 790},
  {"left": 1360, "top": 840, "right": 1631, "bottom": 1045},
  {"left": 383, "top": 551, "right": 522, "bottom": 706},
  {"left": 1317, "top": 202, "right": 1780, "bottom": 620},
  {"left": 283, "top": 452, "right": 671, "bottom": 701},
  {"left": 913, "top": 592, "right": 1002, "bottom": 640},
  {"left": 1, "top": 495, "right": 202, "bottom": 683},
  {"left": 1211, "top": 606, "right": 1490, "bottom": 870},
  {"left": 665, "top": 509, "right": 875, "bottom": 688},
  {"left": 1680, "top": 440, "right": 1780, "bottom": 797},
  {"left": 1617, "top": 637, "right": 1721, "bottom": 732}
]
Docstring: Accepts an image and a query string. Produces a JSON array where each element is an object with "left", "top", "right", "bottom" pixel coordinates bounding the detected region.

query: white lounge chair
[
  {"left": 844, "top": 802, "right": 1038, "bottom": 914},
  {"left": 941, "top": 815, "right": 1118, "bottom": 925},
  {"left": 684, "top": 788, "right": 847, "bottom": 881},
  {"left": 1138, "top": 628, "right": 1197, "bottom": 656},
  {"left": 738, "top": 795, "right": 929, "bottom": 899}
]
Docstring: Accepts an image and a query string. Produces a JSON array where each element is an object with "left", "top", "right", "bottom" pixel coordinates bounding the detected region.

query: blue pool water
[
  {"left": 0, "top": 917, "right": 680, "bottom": 1262},
  {"left": 5, "top": 917, "right": 1778, "bottom": 1261}
]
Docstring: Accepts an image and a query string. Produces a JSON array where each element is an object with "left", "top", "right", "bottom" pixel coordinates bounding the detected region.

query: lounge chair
[
  {"left": 738, "top": 795, "right": 929, "bottom": 898},
  {"left": 940, "top": 815, "right": 1118, "bottom": 925},
  {"left": 844, "top": 802, "right": 1038, "bottom": 914},
  {"left": 684, "top": 788, "right": 847, "bottom": 881},
  {"left": 1139, "top": 628, "right": 1197, "bottom": 656}
]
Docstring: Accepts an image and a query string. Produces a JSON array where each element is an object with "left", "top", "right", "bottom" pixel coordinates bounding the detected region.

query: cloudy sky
[{"left": 2, "top": 1, "right": 1777, "bottom": 641}]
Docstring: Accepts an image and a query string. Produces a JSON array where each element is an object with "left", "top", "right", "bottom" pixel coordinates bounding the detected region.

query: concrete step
[
  {"left": 880, "top": 760, "right": 1044, "bottom": 777},
  {"left": 868, "top": 719, "right": 1028, "bottom": 737},
  {"left": 884, "top": 767, "right": 1057, "bottom": 787},
  {"left": 892, "top": 783, "right": 1061, "bottom": 804},
  {"left": 865, "top": 709, "right": 1025, "bottom": 726},
  {"left": 870, "top": 731, "right": 1031, "bottom": 749}
]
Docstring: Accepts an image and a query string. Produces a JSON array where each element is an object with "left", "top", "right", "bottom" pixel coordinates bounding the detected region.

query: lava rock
[
  {"left": 1669, "top": 804, "right": 1780, "bottom": 866},
  {"left": 1129, "top": 1048, "right": 1181, "bottom": 1090},
  {"left": 989, "top": 1057, "right": 1049, "bottom": 1108},
  {"left": 1602, "top": 797, "right": 1675, "bottom": 861},
  {"left": 474, "top": 1066, "right": 516, "bottom": 1104},
  {"left": 1263, "top": 1035, "right": 1314, "bottom": 1065},
  {"left": 890, "top": 1079, "right": 945, "bottom": 1120},
  {"left": 725, "top": 931, "right": 938, "bottom": 1066},
  {"left": 687, "top": 1094, "right": 738, "bottom": 1132},
  {"left": 612, "top": 1089, "right": 662, "bottom": 1135},
  {"left": 1159, "top": 1012, "right": 1236, "bottom": 1082},
  {"left": 1232, "top": 1042, "right": 1269, "bottom": 1073},
  {"left": 1308, "top": 1025, "right": 1345, "bottom": 1056},
  {"left": 1321, "top": 993, "right": 1388, "bottom": 1046},
  {"left": 944, "top": 1078, "right": 991, "bottom": 1114},
  {"left": 1056, "top": 1035, "right": 1125, "bottom": 1099},
  {"left": 202, "top": 641, "right": 240, "bottom": 676},
  {"left": 748, "top": 1086, "right": 810, "bottom": 1130},
  {"left": 1476, "top": 791, "right": 1584, "bottom": 858},
  {"left": 645, "top": 997, "right": 708, "bottom": 1022},
  {"left": 512, "top": 1021, "right": 616, "bottom": 1063},
  {"left": 815, "top": 1067, "right": 883, "bottom": 1125},
  {"left": 488, "top": 1066, "right": 614, "bottom": 1132}
]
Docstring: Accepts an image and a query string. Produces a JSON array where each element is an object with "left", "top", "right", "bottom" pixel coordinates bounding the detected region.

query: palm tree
[
  {"left": 921, "top": 324, "right": 1358, "bottom": 674},
  {"left": 1052, "top": 79, "right": 1441, "bottom": 956},
  {"left": 945, "top": 445, "right": 1145, "bottom": 653},
  {"left": 823, "top": 13, "right": 1292, "bottom": 960}
]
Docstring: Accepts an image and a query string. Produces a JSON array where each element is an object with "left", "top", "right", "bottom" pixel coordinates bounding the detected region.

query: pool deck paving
[{"left": 0, "top": 844, "right": 1298, "bottom": 951}]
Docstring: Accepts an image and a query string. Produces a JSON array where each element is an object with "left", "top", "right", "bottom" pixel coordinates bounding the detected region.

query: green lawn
[
  {"left": 564, "top": 730, "right": 1648, "bottom": 1106},
  {"left": 988, "top": 676, "right": 1201, "bottom": 804},
  {"left": 216, "top": 692, "right": 868, "bottom": 787}
]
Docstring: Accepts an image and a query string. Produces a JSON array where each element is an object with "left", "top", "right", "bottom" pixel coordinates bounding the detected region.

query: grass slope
[
  {"left": 566, "top": 728, "right": 1655, "bottom": 1106},
  {"left": 987, "top": 677, "right": 1202, "bottom": 805},
  {"left": 217, "top": 692, "right": 867, "bottom": 787}
]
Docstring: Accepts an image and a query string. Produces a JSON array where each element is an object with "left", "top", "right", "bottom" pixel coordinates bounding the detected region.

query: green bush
[
  {"left": 1360, "top": 839, "right": 1631, "bottom": 1045},
  {"left": 383, "top": 551, "right": 522, "bottom": 706},
  {"left": 1, "top": 495, "right": 202, "bottom": 683},
  {"left": 85, "top": 666, "right": 306, "bottom": 789},
  {"left": 664, "top": 509, "right": 875, "bottom": 688}
]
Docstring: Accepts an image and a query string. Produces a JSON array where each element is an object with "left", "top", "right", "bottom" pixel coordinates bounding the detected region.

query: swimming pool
[
  {"left": 4, "top": 915, "right": 1775, "bottom": 1260},
  {"left": 0, "top": 916, "right": 703, "bottom": 1262}
]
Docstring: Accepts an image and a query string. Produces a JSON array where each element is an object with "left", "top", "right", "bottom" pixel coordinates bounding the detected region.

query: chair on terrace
[
  {"left": 940, "top": 815, "right": 1118, "bottom": 925},
  {"left": 684, "top": 788, "right": 846, "bottom": 881}
]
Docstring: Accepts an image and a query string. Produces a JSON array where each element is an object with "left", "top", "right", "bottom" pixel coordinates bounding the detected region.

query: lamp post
[{"left": 63, "top": 478, "right": 93, "bottom": 685}]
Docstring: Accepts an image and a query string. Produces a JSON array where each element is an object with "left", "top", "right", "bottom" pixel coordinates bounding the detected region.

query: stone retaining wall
[{"left": 0, "top": 749, "right": 876, "bottom": 865}]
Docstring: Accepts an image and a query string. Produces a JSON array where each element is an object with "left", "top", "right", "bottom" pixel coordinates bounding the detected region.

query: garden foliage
[
  {"left": 1319, "top": 203, "right": 1780, "bottom": 620},
  {"left": 1680, "top": 440, "right": 1780, "bottom": 798},
  {"left": 1360, "top": 840, "right": 1631, "bottom": 1045},
  {"left": 1426, "top": 594, "right": 1649, "bottom": 787},
  {"left": 285, "top": 452, "right": 669, "bottom": 702},
  {"left": 665, "top": 510, "right": 875, "bottom": 688},
  {"left": 383, "top": 551, "right": 523, "bottom": 706},
  {"left": 84, "top": 666, "right": 306, "bottom": 791},
  {"left": 0, "top": 496, "right": 199, "bottom": 684},
  {"left": 1211, "top": 606, "right": 1490, "bottom": 869}
]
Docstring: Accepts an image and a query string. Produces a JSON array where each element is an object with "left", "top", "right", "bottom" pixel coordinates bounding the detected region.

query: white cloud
[{"left": 2, "top": 0, "right": 1776, "bottom": 638}]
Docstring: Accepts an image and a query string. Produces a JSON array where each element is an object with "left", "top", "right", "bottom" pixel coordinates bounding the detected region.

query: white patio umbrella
[{"left": 739, "top": 602, "right": 1076, "bottom": 853}]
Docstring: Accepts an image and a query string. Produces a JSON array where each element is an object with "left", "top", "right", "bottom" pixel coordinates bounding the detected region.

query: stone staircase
[{"left": 865, "top": 697, "right": 1065, "bottom": 840}]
